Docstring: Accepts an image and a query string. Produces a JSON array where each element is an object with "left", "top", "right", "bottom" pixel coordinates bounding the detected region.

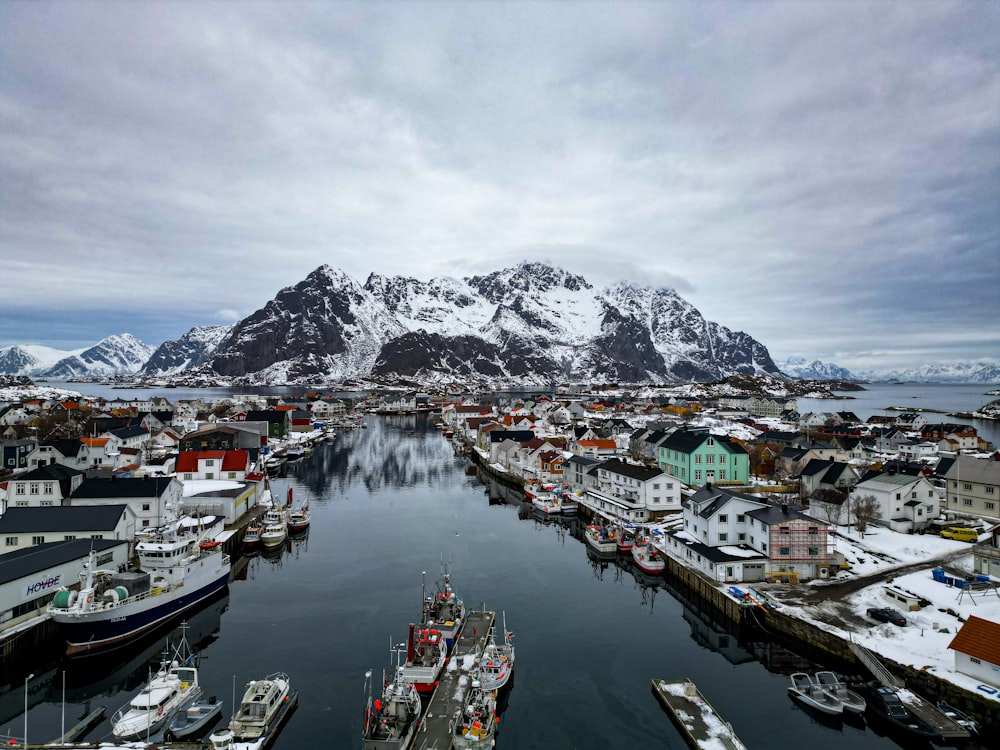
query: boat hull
[{"left": 54, "top": 568, "right": 230, "bottom": 655}]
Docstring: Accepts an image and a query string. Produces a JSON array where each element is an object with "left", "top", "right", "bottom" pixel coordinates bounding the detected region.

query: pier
[
  {"left": 412, "top": 610, "right": 495, "bottom": 750},
  {"left": 652, "top": 678, "right": 748, "bottom": 750}
]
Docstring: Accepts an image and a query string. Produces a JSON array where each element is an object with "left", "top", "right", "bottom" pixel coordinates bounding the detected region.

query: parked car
[
  {"left": 867, "top": 607, "right": 907, "bottom": 626},
  {"left": 940, "top": 526, "right": 978, "bottom": 543}
]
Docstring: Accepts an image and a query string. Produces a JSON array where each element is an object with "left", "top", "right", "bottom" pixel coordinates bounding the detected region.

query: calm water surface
[{"left": 4, "top": 413, "right": 967, "bottom": 749}]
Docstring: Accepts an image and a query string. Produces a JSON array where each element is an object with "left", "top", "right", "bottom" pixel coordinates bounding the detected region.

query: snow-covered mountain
[
  {"left": 779, "top": 357, "right": 856, "bottom": 380},
  {"left": 140, "top": 325, "right": 235, "bottom": 377},
  {"left": 857, "top": 361, "right": 1000, "bottom": 384},
  {"left": 188, "top": 262, "right": 781, "bottom": 384},
  {"left": 0, "top": 334, "right": 154, "bottom": 377}
]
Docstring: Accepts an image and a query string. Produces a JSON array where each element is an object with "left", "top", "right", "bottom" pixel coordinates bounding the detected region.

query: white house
[
  {"left": 850, "top": 472, "right": 938, "bottom": 533},
  {"left": 948, "top": 615, "right": 1000, "bottom": 688},
  {"left": 585, "top": 458, "right": 682, "bottom": 520}
]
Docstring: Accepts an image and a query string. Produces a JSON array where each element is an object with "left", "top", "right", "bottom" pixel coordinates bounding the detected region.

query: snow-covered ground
[{"left": 774, "top": 526, "right": 1000, "bottom": 700}]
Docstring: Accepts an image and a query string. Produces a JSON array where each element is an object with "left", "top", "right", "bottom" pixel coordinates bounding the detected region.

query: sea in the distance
[{"left": 2, "top": 409, "right": 988, "bottom": 749}]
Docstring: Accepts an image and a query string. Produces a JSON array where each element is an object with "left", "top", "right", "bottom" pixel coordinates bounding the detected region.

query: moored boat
[
  {"left": 787, "top": 672, "right": 843, "bottom": 716},
  {"left": 858, "top": 683, "right": 940, "bottom": 739},
  {"left": 631, "top": 534, "right": 665, "bottom": 575},
  {"left": 209, "top": 672, "right": 297, "bottom": 750},
  {"left": 111, "top": 626, "right": 202, "bottom": 740},
  {"left": 362, "top": 659, "right": 422, "bottom": 750},
  {"left": 616, "top": 523, "right": 635, "bottom": 553},
  {"left": 48, "top": 519, "right": 231, "bottom": 655},
  {"left": 452, "top": 679, "right": 497, "bottom": 749},
  {"left": 936, "top": 700, "right": 980, "bottom": 735},
  {"left": 814, "top": 671, "right": 865, "bottom": 714},
  {"left": 584, "top": 524, "right": 617, "bottom": 556},
  {"left": 559, "top": 492, "right": 579, "bottom": 515},
  {"left": 530, "top": 489, "right": 562, "bottom": 515},
  {"left": 167, "top": 697, "right": 224, "bottom": 741},
  {"left": 397, "top": 623, "right": 447, "bottom": 695},
  {"left": 478, "top": 613, "right": 514, "bottom": 695},
  {"left": 421, "top": 569, "right": 465, "bottom": 649},
  {"left": 259, "top": 507, "right": 287, "bottom": 549}
]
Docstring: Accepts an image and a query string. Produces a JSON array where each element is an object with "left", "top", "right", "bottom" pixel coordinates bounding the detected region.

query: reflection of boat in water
[
  {"left": 111, "top": 625, "right": 202, "bottom": 741},
  {"left": 58, "top": 589, "right": 229, "bottom": 701},
  {"left": 48, "top": 516, "right": 230, "bottom": 655},
  {"left": 209, "top": 672, "right": 297, "bottom": 750}
]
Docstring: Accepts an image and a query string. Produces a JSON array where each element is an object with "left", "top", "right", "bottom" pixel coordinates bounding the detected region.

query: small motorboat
[
  {"left": 787, "top": 672, "right": 843, "bottom": 716},
  {"left": 815, "top": 671, "right": 866, "bottom": 714},
  {"left": 209, "top": 672, "right": 297, "bottom": 750},
  {"left": 858, "top": 683, "right": 940, "bottom": 739},
  {"left": 167, "top": 697, "right": 224, "bottom": 741},
  {"left": 631, "top": 534, "right": 665, "bottom": 575},
  {"left": 936, "top": 700, "right": 980, "bottom": 735}
]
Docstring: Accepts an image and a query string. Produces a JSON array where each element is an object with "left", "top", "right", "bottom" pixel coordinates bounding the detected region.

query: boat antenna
[
  {"left": 363, "top": 669, "right": 373, "bottom": 735},
  {"left": 421, "top": 571, "right": 426, "bottom": 604}
]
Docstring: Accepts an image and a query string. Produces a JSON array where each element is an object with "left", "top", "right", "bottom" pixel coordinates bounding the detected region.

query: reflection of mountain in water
[{"left": 288, "top": 414, "right": 459, "bottom": 496}]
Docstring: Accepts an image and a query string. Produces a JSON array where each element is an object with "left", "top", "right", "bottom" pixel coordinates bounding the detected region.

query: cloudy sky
[{"left": 1, "top": 1, "right": 997, "bottom": 373}]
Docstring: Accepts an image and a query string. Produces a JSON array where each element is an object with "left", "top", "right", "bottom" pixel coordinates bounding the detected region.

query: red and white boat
[
  {"left": 616, "top": 524, "right": 635, "bottom": 553},
  {"left": 397, "top": 624, "right": 446, "bottom": 695},
  {"left": 631, "top": 534, "right": 665, "bottom": 575}
]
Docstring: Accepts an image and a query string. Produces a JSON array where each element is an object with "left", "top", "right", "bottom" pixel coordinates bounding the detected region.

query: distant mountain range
[
  {"left": 0, "top": 334, "right": 154, "bottom": 378},
  {"left": 1, "top": 264, "right": 996, "bottom": 386},
  {"left": 778, "top": 356, "right": 1000, "bottom": 385}
]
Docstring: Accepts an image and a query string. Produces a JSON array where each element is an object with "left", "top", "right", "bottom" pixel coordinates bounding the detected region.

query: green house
[{"left": 657, "top": 429, "right": 749, "bottom": 487}]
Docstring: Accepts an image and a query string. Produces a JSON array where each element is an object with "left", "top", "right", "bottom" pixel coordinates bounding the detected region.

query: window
[
  {"left": 808, "top": 546, "right": 819, "bottom": 556},
  {"left": 142, "top": 503, "right": 151, "bottom": 512},
  {"left": 779, "top": 546, "right": 790, "bottom": 555},
  {"left": 206, "top": 459, "right": 215, "bottom": 466},
  {"left": 719, "top": 454, "right": 726, "bottom": 464},
  {"left": 720, "top": 470, "right": 726, "bottom": 481},
  {"left": 970, "top": 657, "right": 981, "bottom": 665},
  {"left": 29, "top": 482, "right": 39, "bottom": 495},
  {"left": 895, "top": 493, "right": 901, "bottom": 500},
  {"left": 695, "top": 455, "right": 702, "bottom": 464},
  {"left": 695, "top": 470, "right": 702, "bottom": 481},
  {"left": 964, "top": 498, "right": 973, "bottom": 506},
  {"left": 911, "top": 492, "right": 917, "bottom": 498},
  {"left": 653, "top": 483, "right": 660, "bottom": 490},
  {"left": 5, "top": 537, "right": 17, "bottom": 546},
  {"left": 15, "top": 500, "right": 28, "bottom": 507},
  {"left": 43, "top": 482, "right": 54, "bottom": 495},
  {"left": 184, "top": 473, "right": 193, "bottom": 480},
  {"left": 707, "top": 438, "right": 715, "bottom": 446},
  {"left": 779, "top": 528, "right": 790, "bottom": 535},
  {"left": 91, "top": 534, "right": 104, "bottom": 540},
  {"left": 719, "top": 514, "right": 728, "bottom": 523},
  {"left": 987, "top": 487, "right": 995, "bottom": 495},
  {"left": 229, "top": 472, "right": 237, "bottom": 479},
  {"left": 738, "top": 532, "right": 746, "bottom": 542},
  {"left": 736, "top": 514, "right": 745, "bottom": 523},
  {"left": 718, "top": 533, "right": 728, "bottom": 542},
  {"left": 706, "top": 454, "right": 715, "bottom": 464},
  {"left": 32, "top": 535, "right": 45, "bottom": 545},
  {"left": 986, "top": 502, "right": 995, "bottom": 511},
  {"left": 40, "top": 500, "right": 53, "bottom": 507},
  {"left": 15, "top": 484, "right": 25, "bottom": 495},
  {"left": 964, "top": 483, "right": 972, "bottom": 491},
  {"left": 63, "top": 535, "right": 76, "bottom": 541}
]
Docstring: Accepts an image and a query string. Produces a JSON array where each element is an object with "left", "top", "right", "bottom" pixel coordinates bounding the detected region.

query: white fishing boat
[
  {"left": 584, "top": 524, "right": 617, "bottom": 555},
  {"left": 112, "top": 626, "right": 202, "bottom": 740},
  {"left": 209, "top": 672, "right": 297, "bottom": 750},
  {"left": 788, "top": 672, "right": 843, "bottom": 715},
  {"left": 815, "top": 671, "right": 866, "bottom": 714},
  {"left": 478, "top": 613, "right": 514, "bottom": 694},
  {"left": 48, "top": 515, "right": 231, "bottom": 655},
  {"left": 631, "top": 533, "right": 665, "bottom": 575},
  {"left": 259, "top": 507, "right": 287, "bottom": 549},
  {"left": 452, "top": 679, "right": 497, "bottom": 749},
  {"left": 421, "top": 569, "right": 465, "bottom": 649},
  {"left": 530, "top": 488, "right": 562, "bottom": 515}
]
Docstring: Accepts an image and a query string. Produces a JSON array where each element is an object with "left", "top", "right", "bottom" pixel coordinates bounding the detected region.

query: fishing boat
[
  {"left": 814, "top": 671, "right": 866, "bottom": 714},
  {"left": 362, "top": 658, "right": 422, "bottom": 750},
  {"left": 631, "top": 534, "right": 665, "bottom": 575},
  {"left": 787, "top": 672, "right": 843, "bottom": 716},
  {"left": 259, "top": 507, "right": 287, "bottom": 549},
  {"left": 421, "top": 569, "right": 465, "bottom": 649},
  {"left": 286, "top": 487, "right": 311, "bottom": 533},
  {"left": 584, "top": 524, "right": 617, "bottom": 556},
  {"left": 397, "top": 624, "right": 447, "bottom": 695},
  {"left": 452, "top": 680, "right": 497, "bottom": 749},
  {"left": 111, "top": 626, "right": 202, "bottom": 740},
  {"left": 616, "top": 523, "right": 635, "bottom": 553},
  {"left": 209, "top": 672, "right": 297, "bottom": 750},
  {"left": 167, "top": 697, "right": 224, "bottom": 741},
  {"left": 530, "top": 489, "right": 562, "bottom": 515},
  {"left": 243, "top": 523, "right": 262, "bottom": 549},
  {"left": 559, "top": 492, "right": 579, "bottom": 515},
  {"left": 478, "top": 614, "right": 514, "bottom": 694},
  {"left": 48, "top": 517, "right": 231, "bottom": 655}
]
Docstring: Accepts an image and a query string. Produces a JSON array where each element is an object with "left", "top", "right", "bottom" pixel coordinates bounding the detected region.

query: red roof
[
  {"left": 176, "top": 449, "right": 249, "bottom": 473},
  {"left": 578, "top": 439, "right": 616, "bottom": 449},
  {"left": 948, "top": 615, "right": 1000, "bottom": 666},
  {"left": 80, "top": 437, "right": 110, "bottom": 447}
]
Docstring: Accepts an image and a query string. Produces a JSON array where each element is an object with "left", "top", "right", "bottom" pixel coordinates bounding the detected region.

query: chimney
[
  {"left": 706, "top": 481, "right": 712, "bottom": 491},
  {"left": 781, "top": 502, "right": 788, "bottom": 514}
]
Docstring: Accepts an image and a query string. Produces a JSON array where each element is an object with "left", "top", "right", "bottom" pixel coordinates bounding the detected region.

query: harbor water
[{"left": 2, "top": 411, "right": 985, "bottom": 749}]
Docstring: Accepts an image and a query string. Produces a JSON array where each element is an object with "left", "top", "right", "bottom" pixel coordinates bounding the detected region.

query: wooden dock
[
  {"left": 411, "top": 610, "right": 495, "bottom": 750},
  {"left": 652, "top": 678, "right": 748, "bottom": 750}
]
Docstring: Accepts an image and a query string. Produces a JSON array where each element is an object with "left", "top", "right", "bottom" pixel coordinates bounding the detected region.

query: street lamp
[{"left": 23, "top": 673, "right": 34, "bottom": 748}]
